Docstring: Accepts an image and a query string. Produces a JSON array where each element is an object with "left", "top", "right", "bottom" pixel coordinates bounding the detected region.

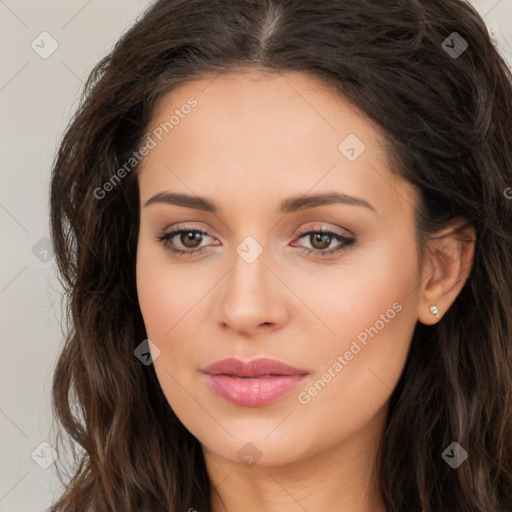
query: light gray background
[{"left": 0, "top": 1, "right": 511, "bottom": 510}]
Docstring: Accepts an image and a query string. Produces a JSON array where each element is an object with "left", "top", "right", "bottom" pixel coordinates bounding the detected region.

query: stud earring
[{"left": 429, "top": 304, "right": 440, "bottom": 318}]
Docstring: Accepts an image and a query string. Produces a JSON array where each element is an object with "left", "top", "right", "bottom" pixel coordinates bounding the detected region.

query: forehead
[
  {"left": 137, "top": 69, "right": 416, "bottom": 218},
  {"left": 146, "top": 69, "right": 384, "bottom": 150}
]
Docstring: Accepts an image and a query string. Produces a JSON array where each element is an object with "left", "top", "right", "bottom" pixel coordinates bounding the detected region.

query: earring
[{"left": 429, "top": 304, "right": 440, "bottom": 319}]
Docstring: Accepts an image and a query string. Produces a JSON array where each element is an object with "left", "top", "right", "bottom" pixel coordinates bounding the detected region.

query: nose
[{"left": 217, "top": 242, "right": 289, "bottom": 337}]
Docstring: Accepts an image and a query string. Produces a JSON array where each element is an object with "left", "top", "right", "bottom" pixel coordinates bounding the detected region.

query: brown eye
[
  {"left": 292, "top": 227, "right": 356, "bottom": 257},
  {"left": 156, "top": 227, "right": 213, "bottom": 256},
  {"left": 180, "top": 231, "right": 203, "bottom": 249},
  {"left": 309, "top": 232, "right": 331, "bottom": 250}
]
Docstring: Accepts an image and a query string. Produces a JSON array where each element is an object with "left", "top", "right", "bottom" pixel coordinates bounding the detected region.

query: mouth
[{"left": 201, "top": 357, "right": 310, "bottom": 407}]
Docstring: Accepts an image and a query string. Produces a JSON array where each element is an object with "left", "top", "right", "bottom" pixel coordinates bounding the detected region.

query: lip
[
  {"left": 202, "top": 357, "right": 309, "bottom": 377},
  {"left": 202, "top": 357, "right": 310, "bottom": 407}
]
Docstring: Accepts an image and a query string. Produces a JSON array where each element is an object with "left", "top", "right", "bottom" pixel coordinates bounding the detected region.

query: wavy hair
[{"left": 48, "top": 1, "right": 512, "bottom": 510}]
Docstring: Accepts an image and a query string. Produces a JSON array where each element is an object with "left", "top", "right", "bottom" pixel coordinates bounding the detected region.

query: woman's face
[{"left": 136, "top": 70, "right": 423, "bottom": 468}]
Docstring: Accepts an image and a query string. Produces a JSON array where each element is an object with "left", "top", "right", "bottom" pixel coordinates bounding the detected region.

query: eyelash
[{"left": 155, "top": 224, "right": 356, "bottom": 258}]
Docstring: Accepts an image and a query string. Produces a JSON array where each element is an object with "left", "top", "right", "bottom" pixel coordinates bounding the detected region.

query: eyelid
[
  {"left": 294, "top": 223, "right": 353, "bottom": 238},
  {"left": 158, "top": 223, "right": 218, "bottom": 246},
  {"left": 161, "top": 223, "right": 218, "bottom": 242}
]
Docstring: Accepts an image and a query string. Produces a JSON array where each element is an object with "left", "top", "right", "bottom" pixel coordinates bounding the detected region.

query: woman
[{"left": 48, "top": 1, "right": 512, "bottom": 511}]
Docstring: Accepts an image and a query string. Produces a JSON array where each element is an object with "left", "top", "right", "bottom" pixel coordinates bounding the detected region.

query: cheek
[
  {"left": 136, "top": 254, "right": 172, "bottom": 338},
  {"left": 136, "top": 239, "right": 202, "bottom": 338},
  {"left": 319, "top": 223, "right": 420, "bottom": 340},
  {"left": 296, "top": 231, "right": 420, "bottom": 423},
  {"left": 135, "top": 243, "right": 205, "bottom": 420},
  {"left": 135, "top": 239, "right": 219, "bottom": 384}
]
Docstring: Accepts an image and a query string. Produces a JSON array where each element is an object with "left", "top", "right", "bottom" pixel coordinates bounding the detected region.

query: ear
[{"left": 417, "top": 219, "right": 476, "bottom": 325}]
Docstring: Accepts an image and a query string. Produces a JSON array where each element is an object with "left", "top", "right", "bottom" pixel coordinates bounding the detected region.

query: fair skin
[{"left": 135, "top": 69, "right": 474, "bottom": 512}]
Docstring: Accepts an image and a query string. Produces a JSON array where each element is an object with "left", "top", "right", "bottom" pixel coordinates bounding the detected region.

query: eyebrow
[{"left": 143, "top": 191, "right": 376, "bottom": 214}]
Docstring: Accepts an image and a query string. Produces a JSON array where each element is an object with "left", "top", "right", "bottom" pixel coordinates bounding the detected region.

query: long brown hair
[{"left": 49, "top": 1, "right": 512, "bottom": 510}]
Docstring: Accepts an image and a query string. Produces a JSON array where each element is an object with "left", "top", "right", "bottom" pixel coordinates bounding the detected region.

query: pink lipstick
[{"left": 202, "top": 357, "right": 309, "bottom": 407}]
